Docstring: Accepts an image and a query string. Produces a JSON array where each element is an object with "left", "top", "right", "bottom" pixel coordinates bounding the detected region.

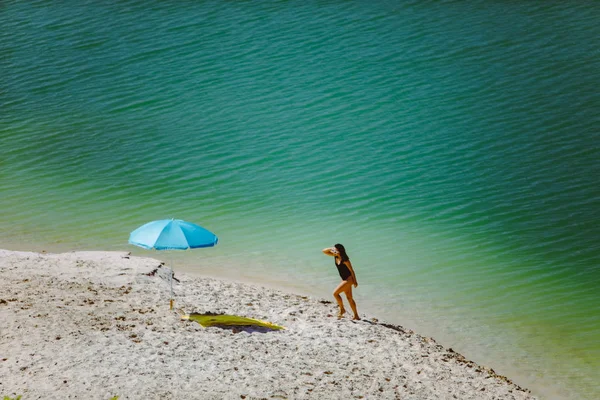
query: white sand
[{"left": 0, "top": 249, "right": 537, "bottom": 399}]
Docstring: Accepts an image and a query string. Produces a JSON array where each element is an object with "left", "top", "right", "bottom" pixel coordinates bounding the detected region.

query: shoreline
[{"left": 0, "top": 249, "right": 537, "bottom": 399}]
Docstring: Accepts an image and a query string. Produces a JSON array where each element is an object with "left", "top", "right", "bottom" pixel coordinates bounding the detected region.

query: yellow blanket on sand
[{"left": 181, "top": 313, "right": 285, "bottom": 330}]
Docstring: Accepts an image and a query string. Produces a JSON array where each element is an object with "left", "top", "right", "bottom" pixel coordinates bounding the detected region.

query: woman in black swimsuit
[{"left": 322, "top": 243, "right": 360, "bottom": 320}]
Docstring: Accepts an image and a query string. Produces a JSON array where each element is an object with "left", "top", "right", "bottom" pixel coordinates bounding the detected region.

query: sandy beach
[{"left": 1, "top": 249, "right": 536, "bottom": 399}]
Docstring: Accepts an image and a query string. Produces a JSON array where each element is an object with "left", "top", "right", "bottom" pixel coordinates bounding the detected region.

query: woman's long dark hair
[{"left": 334, "top": 243, "right": 349, "bottom": 262}]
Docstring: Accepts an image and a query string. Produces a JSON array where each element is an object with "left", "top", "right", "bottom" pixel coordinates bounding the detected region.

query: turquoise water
[{"left": 1, "top": 1, "right": 599, "bottom": 398}]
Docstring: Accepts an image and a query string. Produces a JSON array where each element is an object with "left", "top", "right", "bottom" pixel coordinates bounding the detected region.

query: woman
[{"left": 322, "top": 243, "right": 360, "bottom": 320}]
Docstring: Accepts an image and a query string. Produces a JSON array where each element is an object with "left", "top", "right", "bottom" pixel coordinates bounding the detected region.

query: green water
[{"left": 1, "top": 1, "right": 599, "bottom": 398}]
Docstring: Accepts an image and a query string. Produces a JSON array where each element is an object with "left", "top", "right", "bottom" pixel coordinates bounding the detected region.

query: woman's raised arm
[{"left": 322, "top": 247, "right": 338, "bottom": 256}]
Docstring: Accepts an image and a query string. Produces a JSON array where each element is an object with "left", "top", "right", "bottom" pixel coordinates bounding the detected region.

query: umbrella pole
[
  {"left": 170, "top": 273, "right": 174, "bottom": 310},
  {"left": 169, "top": 255, "right": 174, "bottom": 310}
]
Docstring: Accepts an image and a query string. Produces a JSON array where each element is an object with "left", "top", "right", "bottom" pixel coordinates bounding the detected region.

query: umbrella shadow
[{"left": 207, "top": 325, "right": 282, "bottom": 334}]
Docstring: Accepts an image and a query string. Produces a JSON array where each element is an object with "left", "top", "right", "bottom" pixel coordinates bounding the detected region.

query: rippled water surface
[{"left": 1, "top": 1, "right": 599, "bottom": 398}]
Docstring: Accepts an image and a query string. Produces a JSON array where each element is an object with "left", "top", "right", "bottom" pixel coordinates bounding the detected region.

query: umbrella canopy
[{"left": 129, "top": 219, "right": 218, "bottom": 250}]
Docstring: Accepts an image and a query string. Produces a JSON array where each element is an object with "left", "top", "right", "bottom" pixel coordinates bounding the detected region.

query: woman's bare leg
[
  {"left": 333, "top": 280, "right": 352, "bottom": 318},
  {"left": 342, "top": 279, "right": 360, "bottom": 320}
]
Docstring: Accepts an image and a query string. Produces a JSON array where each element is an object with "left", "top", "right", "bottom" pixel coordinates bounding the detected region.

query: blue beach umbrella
[
  {"left": 129, "top": 219, "right": 218, "bottom": 309},
  {"left": 129, "top": 219, "right": 218, "bottom": 250}
]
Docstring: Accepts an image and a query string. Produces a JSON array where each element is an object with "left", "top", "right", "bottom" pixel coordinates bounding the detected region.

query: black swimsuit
[{"left": 335, "top": 258, "right": 352, "bottom": 281}]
